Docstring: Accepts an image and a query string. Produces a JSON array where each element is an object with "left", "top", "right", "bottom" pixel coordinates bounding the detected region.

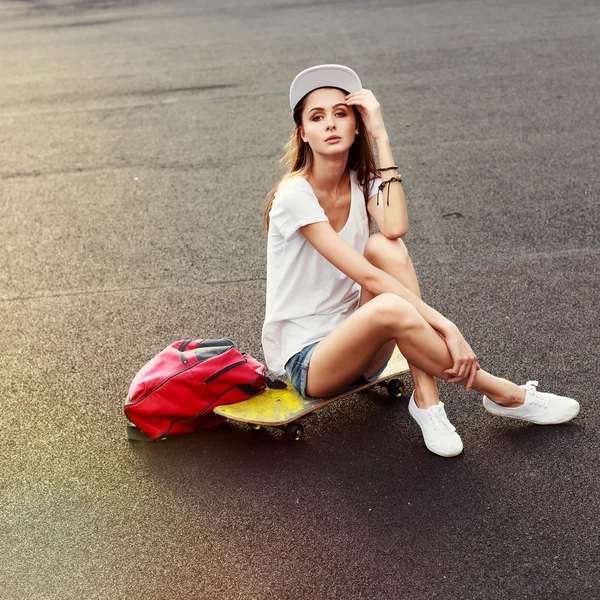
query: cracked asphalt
[{"left": 1, "top": 0, "right": 599, "bottom": 598}]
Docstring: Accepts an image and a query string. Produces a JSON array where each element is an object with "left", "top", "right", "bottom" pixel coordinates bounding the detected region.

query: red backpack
[{"left": 124, "top": 338, "right": 266, "bottom": 440}]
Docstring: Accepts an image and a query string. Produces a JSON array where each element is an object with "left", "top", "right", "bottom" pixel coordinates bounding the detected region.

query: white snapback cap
[{"left": 289, "top": 64, "right": 362, "bottom": 111}]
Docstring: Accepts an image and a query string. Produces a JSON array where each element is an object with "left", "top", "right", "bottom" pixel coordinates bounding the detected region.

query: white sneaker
[
  {"left": 408, "top": 393, "right": 463, "bottom": 457},
  {"left": 482, "top": 380, "right": 580, "bottom": 424}
]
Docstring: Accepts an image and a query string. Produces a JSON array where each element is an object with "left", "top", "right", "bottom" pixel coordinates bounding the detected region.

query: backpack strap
[
  {"left": 178, "top": 339, "right": 193, "bottom": 352},
  {"left": 237, "top": 383, "right": 266, "bottom": 396},
  {"left": 265, "top": 377, "right": 287, "bottom": 390}
]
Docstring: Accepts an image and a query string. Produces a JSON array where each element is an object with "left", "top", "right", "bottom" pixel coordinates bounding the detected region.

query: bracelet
[
  {"left": 377, "top": 175, "right": 403, "bottom": 206},
  {"left": 377, "top": 165, "right": 398, "bottom": 172}
]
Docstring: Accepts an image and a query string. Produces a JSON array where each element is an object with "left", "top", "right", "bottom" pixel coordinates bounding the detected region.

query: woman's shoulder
[
  {"left": 274, "top": 174, "right": 315, "bottom": 203},
  {"left": 276, "top": 174, "right": 312, "bottom": 193}
]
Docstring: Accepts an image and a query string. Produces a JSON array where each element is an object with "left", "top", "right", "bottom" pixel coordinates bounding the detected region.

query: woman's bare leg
[
  {"left": 306, "top": 292, "right": 525, "bottom": 404},
  {"left": 359, "top": 233, "right": 441, "bottom": 408}
]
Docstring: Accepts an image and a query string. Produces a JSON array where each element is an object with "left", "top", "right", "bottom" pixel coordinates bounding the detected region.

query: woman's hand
[
  {"left": 441, "top": 324, "right": 480, "bottom": 392},
  {"left": 345, "top": 89, "right": 387, "bottom": 141}
]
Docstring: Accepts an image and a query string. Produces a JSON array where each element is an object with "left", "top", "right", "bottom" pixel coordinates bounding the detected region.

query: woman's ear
[{"left": 299, "top": 126, "right": 306, "bottom": 143}]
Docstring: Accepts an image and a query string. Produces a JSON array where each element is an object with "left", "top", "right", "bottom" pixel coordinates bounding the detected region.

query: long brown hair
[{"left": 263, "top": 88, "right": 379, "bottom": 233}]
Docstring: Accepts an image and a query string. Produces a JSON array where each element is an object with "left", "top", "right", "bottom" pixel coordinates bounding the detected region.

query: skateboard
[{"left": 214, "top": 346, "right": 410, "bottom": 441}]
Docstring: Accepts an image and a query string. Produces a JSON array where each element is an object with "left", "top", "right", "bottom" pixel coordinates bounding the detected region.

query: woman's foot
[
  {"left": 482, "top": 381, "right": 580, "bottom": 424},
  {"left": 408, "top": 392, "right": 463, "bottom": 457}
]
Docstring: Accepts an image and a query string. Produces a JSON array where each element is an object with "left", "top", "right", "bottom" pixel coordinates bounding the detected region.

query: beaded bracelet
[
  {"left": 377, "top": 175, "right": 403, "bottom": 206},
  {"left": 377, "top": 165, "right": 398, "bottom": 172}
]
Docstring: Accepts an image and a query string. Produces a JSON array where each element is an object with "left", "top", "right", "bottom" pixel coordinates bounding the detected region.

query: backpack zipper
[
  {"left": 159, "top": 371, "right": 264, "bottom": 438},
  {"left": 204, "top": 359, "right": 246, "bottom": 384},
  {"left": 129, "top": 355, "right": 246, "bottom": 406}
]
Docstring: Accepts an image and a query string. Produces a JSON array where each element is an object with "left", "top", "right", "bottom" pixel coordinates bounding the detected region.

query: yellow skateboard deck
[{"left": 214, "top": 346, "right": 410, "bottom": 440}]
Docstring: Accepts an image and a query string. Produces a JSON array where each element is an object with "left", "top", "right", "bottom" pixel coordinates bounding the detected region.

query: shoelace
[
  {"left": 428, "top": 405, "right": 456, "bottom": 432},
  {"left": 524, "top": 380, "right": 548, "bottom": 409}
]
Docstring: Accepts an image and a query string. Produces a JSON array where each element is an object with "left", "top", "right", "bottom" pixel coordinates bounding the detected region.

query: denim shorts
[{"left": 284, "top": 341, "right": 391, "bottom": 400}]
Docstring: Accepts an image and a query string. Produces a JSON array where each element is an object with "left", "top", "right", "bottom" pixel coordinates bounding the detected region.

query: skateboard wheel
[
  {"left": 250, "top": 424, "right": 263, "bottom": 431},
  {"left": 386, "top": 379, "right": 405, "bottom": 398},
  {"left": 284, "top": 422, "right": 304, "bottom": 442}
]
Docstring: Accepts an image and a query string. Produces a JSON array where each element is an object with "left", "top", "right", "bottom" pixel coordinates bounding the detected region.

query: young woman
[{"left": 261, "top": 64, "right": 579, "bottom": 457}]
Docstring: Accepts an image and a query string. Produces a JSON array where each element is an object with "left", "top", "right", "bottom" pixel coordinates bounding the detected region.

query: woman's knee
[
  {"left": 364, "top": 232, "right": 410, "bottom": 269},
  {"left": 369, "top": 293, "right": 423, "bottom": 331}
]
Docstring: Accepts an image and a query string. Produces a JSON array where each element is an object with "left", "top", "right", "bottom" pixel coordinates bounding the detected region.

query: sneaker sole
[
  {"left": 483, "top": 403, "right": 580, "bottom": 425},
  {"left": 423, "top": 443, "right": 463, "bottom": 458}
]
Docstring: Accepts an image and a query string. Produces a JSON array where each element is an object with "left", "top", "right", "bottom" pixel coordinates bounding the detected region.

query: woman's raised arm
[{"left": 345, "top": 89, "right": 407, "bottom": 239}]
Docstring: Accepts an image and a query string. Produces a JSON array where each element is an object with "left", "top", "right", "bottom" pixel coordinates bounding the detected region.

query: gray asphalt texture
[{"left": 1, "top": 0, "right": 599, "bottom": 599}]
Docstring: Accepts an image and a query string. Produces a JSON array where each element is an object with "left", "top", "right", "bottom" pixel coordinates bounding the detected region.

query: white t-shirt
[{"left": 261, "top": 170, "right": 381, "bottom": 375}]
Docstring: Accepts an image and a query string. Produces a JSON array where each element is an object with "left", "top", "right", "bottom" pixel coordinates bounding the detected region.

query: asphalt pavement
[{"left": 1, "top": 0, "right": 599, "bottom": 599}]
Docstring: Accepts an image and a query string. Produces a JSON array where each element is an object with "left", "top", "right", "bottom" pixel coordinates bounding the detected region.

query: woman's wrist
[
  {"left": 373, "top": 132, "right": 396, "bottom": 173},
  {"left": 373, "top": 130, "right": 389, "bottom": 144},
  {"left": 438, "top": 321, "right": 458, "bottom": 336}
]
